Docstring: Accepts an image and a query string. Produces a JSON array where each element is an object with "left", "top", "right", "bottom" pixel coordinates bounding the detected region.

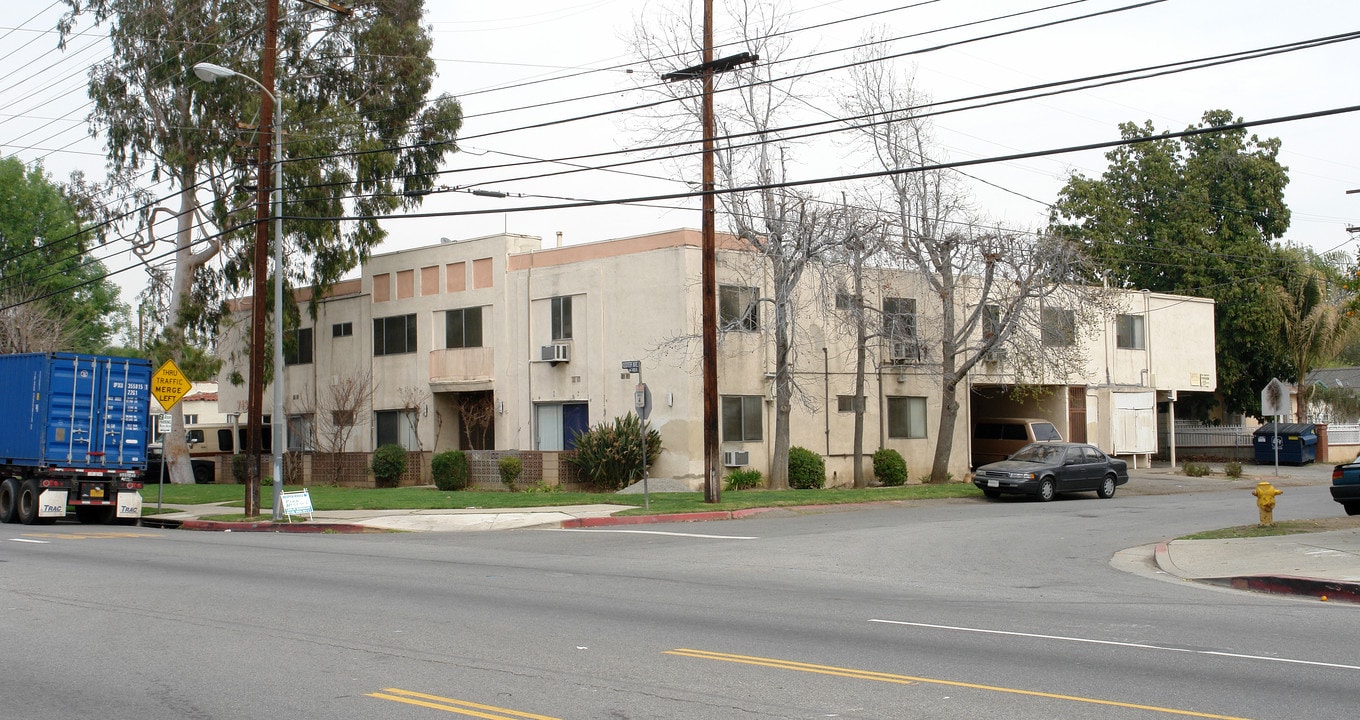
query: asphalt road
[{"left": 2, "top": 479, "right": 1355, "bottom": 720}]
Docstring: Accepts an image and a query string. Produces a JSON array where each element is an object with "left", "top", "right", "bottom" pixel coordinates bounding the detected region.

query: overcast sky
[{"left": 4, "top": 0, "right": 1359, "bottom": 308}]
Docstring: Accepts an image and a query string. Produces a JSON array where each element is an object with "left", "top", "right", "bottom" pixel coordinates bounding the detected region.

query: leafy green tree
[
  {"left": 0, "top": 158, "right": 127, "bottom": 352},
  {"left": 1050, "top": 110, "right": 1293, "bottom": 418},
  {"left": 58, "top": 0, "right": 463, "bottom": 492},
  {"left": 1274, "top": 247, "right": 1359, "bottom": 420}
]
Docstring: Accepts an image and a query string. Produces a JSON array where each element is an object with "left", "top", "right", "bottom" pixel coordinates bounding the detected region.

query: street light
[{"left": 193, "top": 61, "right": 287, "bottom": 520}]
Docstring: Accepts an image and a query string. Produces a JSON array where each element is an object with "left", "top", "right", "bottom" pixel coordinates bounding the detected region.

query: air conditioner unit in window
[
  {"left": 540, "top": 343, "right": 570, "bottom": 364},
  {"left": 722, "top": 450, "right": 750, "bottom": 467},
  {"left": 889, "top": 340, "right": 921, "bottom": 363}
]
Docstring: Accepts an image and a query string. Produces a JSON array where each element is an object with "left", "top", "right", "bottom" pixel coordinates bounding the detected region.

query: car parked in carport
[{"left": 973, "top": 442, "right": 1128, "bottom": 501}]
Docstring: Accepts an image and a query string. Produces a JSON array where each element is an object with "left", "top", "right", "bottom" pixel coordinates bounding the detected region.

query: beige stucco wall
[{"left": 217, "top": 230, "right": 1218, "bottom": 486}]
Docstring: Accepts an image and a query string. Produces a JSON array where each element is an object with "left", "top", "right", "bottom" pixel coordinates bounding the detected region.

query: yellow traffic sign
[{"left": 151, "top": 359, "right": 193, "bottom": 409}]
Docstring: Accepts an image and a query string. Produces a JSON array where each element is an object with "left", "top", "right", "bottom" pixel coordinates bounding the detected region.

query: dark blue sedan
[{"left": 973, "top": 442, "right": 1129, "bottom": 501}]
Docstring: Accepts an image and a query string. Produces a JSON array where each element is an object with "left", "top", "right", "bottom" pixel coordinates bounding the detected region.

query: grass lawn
[
  {"left": 1179, "top": 515, "right": 1360, "bottom": 540},
  {"left": 142, "top": 481, "right": 984, "bottom": 516}
]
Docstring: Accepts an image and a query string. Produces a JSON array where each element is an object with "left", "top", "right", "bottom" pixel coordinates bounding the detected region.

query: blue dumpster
[{"left": 1252, "top": 423, "right": 1317, "bottom": 465}]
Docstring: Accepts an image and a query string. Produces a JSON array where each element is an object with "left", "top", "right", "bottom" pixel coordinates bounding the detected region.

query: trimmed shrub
[
  {"left": 787, "top": 446, "right": 826, "bottom": 489},
  {"left": 431, "top": 450, "right": 470, "bottom": 491},
  {"left": 724, "top": 468, "right": 763, "bottom": 491},
  {"left": 1224, "top": 461, "right": 1243, "bottom": 478},
  {"left": 872, "top": 448, "right": 908, "bottom": 486},
  {"left": 1183, "top": 461, "right": 1212, "bottom": 477},
  {"left": 370, "top": 444, "right": 408, "bottom": 488},
  {"left": 231, "top": 452, "right": 249, "bottom": 484},
  {"left": 567, "top": 413, "right": 662, "bottom": 490},
  {"left": 499, "top": 455, "right": 524, "bottom": 492}
]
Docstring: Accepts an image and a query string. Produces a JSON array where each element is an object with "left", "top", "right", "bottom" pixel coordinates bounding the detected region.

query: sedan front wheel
[{"left": 1037, "top": 478, "right": 1056, "bottom": 502}]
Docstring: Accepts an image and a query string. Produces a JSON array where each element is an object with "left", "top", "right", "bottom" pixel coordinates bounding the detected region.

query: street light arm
[{"left": 192, "top": 62, "right": 278, "bottom": 106}]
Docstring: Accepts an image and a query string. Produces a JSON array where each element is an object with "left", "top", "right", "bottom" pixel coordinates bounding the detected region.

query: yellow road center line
[
  {"left": 665, "top": 649, "right": 1256, "bottom": 720},
  {"left": 367, "top": 688, "right": 561, "bottom": 720}
]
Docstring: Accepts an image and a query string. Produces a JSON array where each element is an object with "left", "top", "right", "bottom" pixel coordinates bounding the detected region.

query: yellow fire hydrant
[{"left": 1252, "top": 481, "right": 1283, "bottom": 526}]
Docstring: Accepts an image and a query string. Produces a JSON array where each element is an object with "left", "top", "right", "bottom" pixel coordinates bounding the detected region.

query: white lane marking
[
  {"left": 10, "top": 538, "right": 50, "bottom": 544},
  {"left": 869, "top": 619, "right": 1360, "bottom": 672},
  {"left": 551, "top": 528, "right": 757, "bottom": 540}
]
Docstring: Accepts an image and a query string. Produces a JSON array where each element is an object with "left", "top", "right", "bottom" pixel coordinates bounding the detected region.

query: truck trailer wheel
[
  {"left": 16, "top": 478, "right": 40, "bottom": 525},
  {"left": 0, "top": 478, "right": 18, "bottom": 523}
]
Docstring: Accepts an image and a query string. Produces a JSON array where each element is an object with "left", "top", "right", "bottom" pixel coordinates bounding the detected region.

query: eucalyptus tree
[{"left": 58, "top": 0, "right": 463, "bottom": 485}]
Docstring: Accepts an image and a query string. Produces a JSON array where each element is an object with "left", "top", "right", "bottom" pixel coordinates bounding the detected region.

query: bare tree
[
  {"left": 843, "top": 43, "right": 1109, "bottom": 481},
  {"left": 631, "top": 0, "right": 852, "bottom": 488},
  {"left": 0, "top": 290, "right": 72, "bottom": 354},
  {"left": 457, "top": 391, "right": 496, "bottom": 450}
]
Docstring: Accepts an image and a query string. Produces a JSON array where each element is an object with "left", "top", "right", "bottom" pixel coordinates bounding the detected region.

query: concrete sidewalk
[{"left": 1154, "top": 529, "right": 1360, "bottom": 603}]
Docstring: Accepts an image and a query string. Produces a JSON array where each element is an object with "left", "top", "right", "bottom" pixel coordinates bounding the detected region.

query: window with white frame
[
  {"left": 551, "top": 296, "right": 573, "bottom": 340},
  {"left": 836, "top": 395, "right": 866, "bottom": 413},
  {"left": 1041, "top": 307, "right": 1075, "bottom": 347},
  {"left": 287, "top": 414, "right": 315, "bottom": 451},
  {"left": 883, "top": 297, "right": 916, "bottom": 340},
  {"left": 374, "top": 409, "right": 419, "bottom": 450},
  {"left": 446, "top": 306, "right": 484, "bottom": 348},
  {"left": 1116, "top": 313, "right": 1145, "bottom": 350},
  {"left": 284, "top": 327, "right": 313, "bottom": 365},
  {"left": 886, "top": 396, "right": 927, "bottom": 439},
  {"left": 719, "top": 285, "right": 759, "bottom": 332},
  {"left": 721, "top": 395, "right": 763, "bottom": 442},
  {"left": 373, "top": 314, "right": 417, "bottom": 355}
]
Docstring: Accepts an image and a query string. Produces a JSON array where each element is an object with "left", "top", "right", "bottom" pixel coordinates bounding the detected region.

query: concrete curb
[
  {"left": 560, "top": 507, "right": 772, "bottom": 528},
  {"left": 163, "top": 519, "right": 383, "bottom": 534},
  {"left": 1197, "top": 575, "right": 1360, "bottom": 604}
]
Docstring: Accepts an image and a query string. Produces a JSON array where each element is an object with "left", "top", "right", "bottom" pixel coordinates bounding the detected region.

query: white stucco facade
[{"left": 217, "top": 229, "right": 1217, "bottom": 486}]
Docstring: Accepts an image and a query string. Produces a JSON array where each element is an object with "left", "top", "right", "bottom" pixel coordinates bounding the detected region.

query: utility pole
[
  {"left": 663, "top": 1, "right": 756, "bottom": 504},
  {"left": 243, "top": 0, "right": 279, "bottom": 518}
]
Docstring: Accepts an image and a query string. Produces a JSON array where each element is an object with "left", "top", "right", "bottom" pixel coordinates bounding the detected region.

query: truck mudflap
[
  {"left": 36, "top": 489, "right": 142, "bottom": 519},
  {"left": 117, "top": 492, "right": 142, "bottom": 519},
  {"left": 38, "top": 490, "right": 68, "bottom": 518}
]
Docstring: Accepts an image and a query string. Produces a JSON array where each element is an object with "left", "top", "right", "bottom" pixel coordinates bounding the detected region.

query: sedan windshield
[{"left": 1010, "top": 444, "right": 1064, "bottom": 463}]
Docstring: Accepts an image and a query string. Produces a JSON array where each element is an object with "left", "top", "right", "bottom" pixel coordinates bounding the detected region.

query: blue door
[{"left": 563, "top": 403, "right": 589, "bottom": 450}]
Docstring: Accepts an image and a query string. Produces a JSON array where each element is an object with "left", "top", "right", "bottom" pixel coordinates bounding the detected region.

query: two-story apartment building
[{"left": 217, "top": 229, "right": 1217, "bottom": 486}]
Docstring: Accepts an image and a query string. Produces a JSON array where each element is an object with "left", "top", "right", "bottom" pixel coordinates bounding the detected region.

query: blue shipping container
[{"left": 0, "top": 353, "right": 152, "bottom": 471}]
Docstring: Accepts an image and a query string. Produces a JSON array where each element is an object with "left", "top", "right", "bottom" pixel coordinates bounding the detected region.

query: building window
[
  {"left": 446, "top": 306, "right": 484, "bottom": 349},
  {"left": 373, "top": 314, "right": 417, "bottom": 356},
  {"left": 183, "top": 414, "right": 198, "bottom": 425},
  {"left": 719, "top": 285, "right": 759, "bottom": 332},
  {"left": 836, "top": 395, "right": 866, "bottom": 413},
  {"left": 332, "top": 322, "right": 353, "bottom": 337},
  {"left": 1116, "top": 313, "right": 1145, "bottom": 350},
  {"left": 887, "top": 396, "right": 927, "bottom": 439},
  {"left": 287, "top": 414, "right": 314, "bottom": 451},
  {"left": 983, "top": 304, "right": 1001, "bottom": 341},
  {"left": 284, "top": 327, "right": 313, "bottom": 365},
  {"left": 374, "top": 409, "right": 419, "bottom": 450},
  {"left": 1041, "top": 307, "right": 1075, "bottom": 347},
  {"left": 551, "top": 296, "right": 573, "bottom": 341},
  {"left": 884, "top": 297, "right": 916, "bottom": 340},
  {"left": 721, "top": 395, "right": 763, "bottom": 442},
  {"left": 332, "top": 409, "right": 355, "bottom": 427},
  {"left": 835, "top": 291, "right": 860, "bottom": 311}
]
